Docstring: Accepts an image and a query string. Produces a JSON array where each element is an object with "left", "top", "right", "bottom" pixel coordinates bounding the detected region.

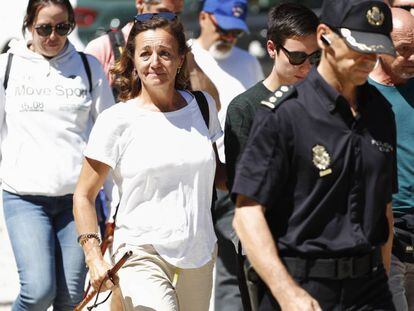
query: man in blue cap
[
  {"left": 192, "top": 0, "right": 263, "bottom": 160},
  {"left": 232, "top": 0, "right": 398, "bottom": 309},
  {"left": 191, "top": 0, "right": 264, "bottom": 310}
]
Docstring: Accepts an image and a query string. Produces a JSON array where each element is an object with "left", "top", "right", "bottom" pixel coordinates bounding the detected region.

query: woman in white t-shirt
[{"left": 73, "top": 13, "right": 225, "bottom": 311}]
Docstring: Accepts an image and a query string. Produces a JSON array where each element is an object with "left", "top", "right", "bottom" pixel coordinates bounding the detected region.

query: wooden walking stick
[{"left": 74, "top": 250, "right": 132, "bottom": 311}]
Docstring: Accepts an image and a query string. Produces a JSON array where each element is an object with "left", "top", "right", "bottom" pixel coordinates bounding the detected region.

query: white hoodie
[{"left": 0, "top": 39, "right": 115, "bottom": 196}]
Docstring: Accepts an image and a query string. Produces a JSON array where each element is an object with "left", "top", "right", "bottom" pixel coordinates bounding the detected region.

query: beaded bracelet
[{"left": 77, "top": 233, "right": 102, "bottom": 247}]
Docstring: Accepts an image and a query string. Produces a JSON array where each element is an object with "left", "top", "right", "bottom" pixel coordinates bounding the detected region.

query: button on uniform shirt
[{"left": 232, "top": 68, "right": 398, "bottom": 257}]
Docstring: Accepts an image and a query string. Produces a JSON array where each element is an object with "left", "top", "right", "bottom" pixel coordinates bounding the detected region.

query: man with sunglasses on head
[
  {"left": 84, "top": 0, "right": 220, "bottom": 108},
  {"left": 190, "top": 0, "right": 264, "bottom": 309},
  {"left": 224, "top": 3, "right": 319, "bottom": 310},
  {"left": 232, "top": 0, "right": 398, "bottom": 310},
  {"left": 369, "top": 7, "right": 414, "bottom": 311}
]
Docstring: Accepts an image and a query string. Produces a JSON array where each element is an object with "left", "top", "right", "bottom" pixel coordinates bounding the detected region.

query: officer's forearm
[
  {"left": 233, "top": 195, "right": 302, "bottom": 304},
  {"left": 381, "top": 202, "right": 394, "bottom": 274}
]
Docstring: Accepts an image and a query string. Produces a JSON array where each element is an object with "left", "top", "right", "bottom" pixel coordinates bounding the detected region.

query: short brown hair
[
  {"left": 267, "top": 3, "right": 319, "bottom": 51},
  {"left": 111, "top": 16, "right": 190, "bottom": 102}
]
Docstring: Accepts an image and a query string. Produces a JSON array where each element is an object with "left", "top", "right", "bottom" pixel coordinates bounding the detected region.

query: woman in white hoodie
[{"left": 0, "top": 0, "right": 114, "bottom": 309}]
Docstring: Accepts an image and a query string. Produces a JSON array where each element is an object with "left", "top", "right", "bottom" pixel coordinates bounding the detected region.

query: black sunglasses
[
  {"left": 394, "top": 5, "right": 414, "bottom": 11},
  {"left": 134, "top": 12, "right": 177, "bottom": 23},
  {"left": 34, "top": 22, "right": 73, "bottom": 37},
  {"left": 208, "top": 14, "right": 244, "bottom": 38},
  {"left": 280, "top": 45, "right": 321, "bottom": 65}
]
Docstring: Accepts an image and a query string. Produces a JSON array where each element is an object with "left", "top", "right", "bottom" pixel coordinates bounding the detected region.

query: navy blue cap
[
  {"left": 202, "top": 0, "right": 249, "bottom": 33},
  {"left": 321, "top": 0, "right": 395, "bottom": 56}
]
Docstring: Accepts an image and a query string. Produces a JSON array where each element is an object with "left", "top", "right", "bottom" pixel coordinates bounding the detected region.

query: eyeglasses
[
  {"left": 134, "top": 12, "right": 177, "bottom": 23},
  {"left": 397, "top": 5, "right": 414, "bottom": 12},
  {"left": 208, "top": 14, "right": 244, "bottom": 39},
  {"left": 34, "top": 22, "right": 73, "bottom": 37},
  {"left": 394, "top": 5, "right": 414, "bottom": 11},
  {"left": 280, "top": 45, "right": 321, "bottom": 65}
]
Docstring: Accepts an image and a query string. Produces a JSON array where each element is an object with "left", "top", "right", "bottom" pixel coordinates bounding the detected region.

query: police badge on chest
[{"left": 312, "top": 145, "right": 332, "bottom": 177}]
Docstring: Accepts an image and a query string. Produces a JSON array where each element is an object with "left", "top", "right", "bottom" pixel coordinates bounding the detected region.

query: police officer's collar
[
  {"left": 309, "top": 67, "right": 373, "bottom": 114},
  {"left": 308, "top": 67, "right": 345, "bottom": 113}
]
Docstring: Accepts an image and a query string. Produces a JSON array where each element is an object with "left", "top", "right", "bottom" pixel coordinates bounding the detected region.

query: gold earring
[{"left": 177, "top": 67, "right": 181, "bottom": 75}]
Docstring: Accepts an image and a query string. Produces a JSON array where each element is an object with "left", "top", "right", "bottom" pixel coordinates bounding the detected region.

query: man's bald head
[
  {"left": 392, "top": 7, "right": 414, "bottom": 32},
  {"left": 377, "top": 8, "right": 414, "bottom": 83}
]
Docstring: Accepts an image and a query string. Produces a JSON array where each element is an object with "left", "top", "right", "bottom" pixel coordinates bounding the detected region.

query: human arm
[
  {"left": 87, "top": 55, "right": 116, "bottom": 122},
  {"left": 231, "top": 104, "right": 320, "bottom": 310},
  {"left": 233, "top": 195, "right": 321, "bottom": 311},
  {"left": 381, "top": 202, "right": 394, "bottom": 274},
  {"left": 381, "top": 106, "right": 397, "bottom": 273},
  {"left": 187, "top": 51, "right": 221, "bottom": 111},
  {"left": 0, "top": 85, "right": 5, "bottom": 163},
  {"left": 74, "top": 106, "right": 122, "bottom": 291},
  {"left": 73, "top": 157, "right": 115, "bottom": 291},
  {"left": 84, "top": 35, "right": 113, "bottom": 83},
  {"left": 213, "top": 142, "right": 227, "bottom": 190},
  {"left": 0, "top": 84, "right": 5, "bottom": 134}
]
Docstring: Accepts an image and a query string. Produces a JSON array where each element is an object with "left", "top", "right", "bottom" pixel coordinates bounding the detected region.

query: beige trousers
[{"left": 116, "top": 244, "right": 216, "bottom": 311}]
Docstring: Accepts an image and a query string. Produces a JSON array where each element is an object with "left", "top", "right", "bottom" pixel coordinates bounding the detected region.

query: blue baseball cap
[{"left": 202, "top": 0, "right": 249, "bottom": 33}]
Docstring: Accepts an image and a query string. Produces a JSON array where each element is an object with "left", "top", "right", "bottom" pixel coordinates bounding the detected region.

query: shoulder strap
[
  {"left": 79, "top": 52, "right": 92, "bottom": 93},
  {"left": 192, "top": 90, "right": 209, "bottom": 129},
  {"left": 3, "top": 53, "right": 14, "bottom": 90},
  {"left": 260, "top": 84, "right": 296, "bottom": 110},
  {"left": 108, "top": 30, "right": 125, "bottom": 63}
]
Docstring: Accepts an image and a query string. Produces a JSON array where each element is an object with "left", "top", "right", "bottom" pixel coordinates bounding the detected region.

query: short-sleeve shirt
[
  {"left": 85, "top": 90, "right": 222, "bottom": 268},
  {"left": 232, "top": 68, "right": 397, "bottom": 257},
  {"left": 225, "top": 81, "right": 272, "bottom": 189}
]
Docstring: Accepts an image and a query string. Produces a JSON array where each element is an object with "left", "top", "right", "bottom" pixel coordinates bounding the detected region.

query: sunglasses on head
[
  {"left": 395, "top": 5, "right": 414, "bottom": 11},
  {"left": 34, "top": 22, "right": 73, "bottom": 37},
  {"left": 134, "top": 12, "right": 177, "bottom": 23},
  {"left": 208, "top": 14, "right": 244, "bottom": 38},
  {"left": 280, "top": 45, "right": 321, "bottom": 66}
]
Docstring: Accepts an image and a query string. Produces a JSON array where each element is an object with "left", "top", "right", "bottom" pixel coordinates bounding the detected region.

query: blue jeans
[{"left": 3, "top": 190, "right": 87, "bottom": 310}]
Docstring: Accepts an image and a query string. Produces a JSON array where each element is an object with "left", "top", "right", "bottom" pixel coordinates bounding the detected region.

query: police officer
[
  {"left": 232, "top": 0, "right": 397, "bottom": 310},
  {"left": 224, "top": 3, "right": 319, "bottom": 310}
]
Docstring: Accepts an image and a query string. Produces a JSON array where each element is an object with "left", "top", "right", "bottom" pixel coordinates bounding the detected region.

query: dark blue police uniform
[{"left": 232, "top": 67, "right": 398, "bottom": 310}]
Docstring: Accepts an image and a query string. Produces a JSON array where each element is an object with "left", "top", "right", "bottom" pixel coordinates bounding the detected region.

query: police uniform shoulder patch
[{"left": 260, "top": 85, "right": 297, "bottom": 110}]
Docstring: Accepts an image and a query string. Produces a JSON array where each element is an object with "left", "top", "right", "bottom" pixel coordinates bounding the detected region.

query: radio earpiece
[{"left": 321, "top": 34, "right": 332, "bottom": 46}]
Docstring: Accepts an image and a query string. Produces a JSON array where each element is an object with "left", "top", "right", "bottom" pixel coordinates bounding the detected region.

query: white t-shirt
[
  {"left": 84, "top": 90, "right": 222, "bottom": 268},
  {"left": 0, "top": 39, "right": 115, "bottom": 196},
  {"left": 190, "top": 39, "right": 264, "bottom": 162}
]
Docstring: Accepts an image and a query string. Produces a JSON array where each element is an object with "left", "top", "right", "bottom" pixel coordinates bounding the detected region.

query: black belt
[{"left": 282, "top": 248, "right": 382, "bottom": 280}]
